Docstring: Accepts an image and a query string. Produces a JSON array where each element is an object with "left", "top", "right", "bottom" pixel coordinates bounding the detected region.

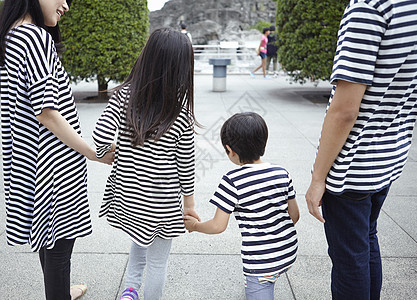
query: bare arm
[
  {"left": 287, "top": 198, "right": 300, "bottom": 224},
  {"left": 183, "top": 194, "right": 201, "bottom": 221},
  {"left": 305, "top": 80, "right": 366, "bottom": 222},
  {"left": 36, "top": 108, "right": 114, "bottom": 164},
  {"left": 257, "top": 40, "right": 263, "bottom": 54},
  {"left": 184, "top": 207, "right": 230, "bottom": 234}
]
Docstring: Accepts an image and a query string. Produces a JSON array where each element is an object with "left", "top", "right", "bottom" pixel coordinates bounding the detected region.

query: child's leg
[
  {"left": 144, "top": 237, "right": 172, "bottom": 300},
  {"left": 125, "top": 241, "right": 147, "bottom": 291},
  {"left": 245, "top": 276, "right": 275, "bottom": 300}
]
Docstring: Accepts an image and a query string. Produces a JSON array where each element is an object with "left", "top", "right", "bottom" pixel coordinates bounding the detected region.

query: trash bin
[{"left": 209, "top": 58, "right": 231, "bottom": 92}]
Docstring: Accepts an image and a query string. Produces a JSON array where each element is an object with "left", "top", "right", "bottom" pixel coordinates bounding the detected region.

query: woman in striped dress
[
  {"left": 0, "top": 1, "right": 114, "bottom": 299},
  {"left": 93, "top": 28, "right": 199, "bottom": 300}
]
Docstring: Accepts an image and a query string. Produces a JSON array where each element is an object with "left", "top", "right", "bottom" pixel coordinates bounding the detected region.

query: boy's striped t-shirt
[
  {"left": 322, "top": 0, "right": 417, "bottom": 194},
  {"left": 210, "top": 163, "right": 298, "bottom": 276}
]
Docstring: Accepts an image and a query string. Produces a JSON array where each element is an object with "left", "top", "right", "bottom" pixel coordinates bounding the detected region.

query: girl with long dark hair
[
  {"left": 0, "top": 1, "right": 114, "bottom": 299},
  {"left": 93, "top": 28, "right": 200, "bottom": 300}
]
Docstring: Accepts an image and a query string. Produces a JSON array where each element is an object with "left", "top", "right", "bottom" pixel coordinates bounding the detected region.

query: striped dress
[
  {"left": 92, "top": 85, "right": 194, "bottom": 246},
  {"left": 322, "top": 0, "right": 417, "bottom": 194},
  {"left": 209, "top": 163, "right": 298, "bottom": 277},
  {"left": 0, "top": 24, "right": 92, "bottom": 252}
]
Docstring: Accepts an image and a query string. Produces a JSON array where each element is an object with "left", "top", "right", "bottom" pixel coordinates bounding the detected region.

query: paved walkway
[{"left": 1, "top": 74, "right": 416, "bottom": 299}]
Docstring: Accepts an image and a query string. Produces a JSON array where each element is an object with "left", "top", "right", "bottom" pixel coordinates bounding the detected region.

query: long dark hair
[
  {"left": 0, "top": 0, "right": 65, "bottom": 66},
  {"left": 123, "top": 27, "right": 196, "bottom": 146}
]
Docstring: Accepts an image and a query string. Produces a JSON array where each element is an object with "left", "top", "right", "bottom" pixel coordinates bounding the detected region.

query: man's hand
[{"left": 305, "top": 179, "right": 326, "bottom": 223}]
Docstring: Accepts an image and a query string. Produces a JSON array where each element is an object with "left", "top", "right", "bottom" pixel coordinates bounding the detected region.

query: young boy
[{"left": 184, "top": 112, "right": 299, "bottom": 300}]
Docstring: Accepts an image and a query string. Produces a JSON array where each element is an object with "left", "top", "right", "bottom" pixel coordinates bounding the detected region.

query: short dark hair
[
  {"left": 263, "top": 27, "right": 270, "bottom": 34},
  {"left": 220, "top": 112, "right": 268, "bottom": 164},
  {"left": 180, "top": 23, "right": 187, "bottom": 30},
  {"left": 269, "top": 25, "right": 276, "bottom": 31}
]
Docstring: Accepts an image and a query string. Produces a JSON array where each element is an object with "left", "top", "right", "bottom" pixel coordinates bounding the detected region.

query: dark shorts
[{"left": 259, "top": 52, "right": 267, "bottom": 59}]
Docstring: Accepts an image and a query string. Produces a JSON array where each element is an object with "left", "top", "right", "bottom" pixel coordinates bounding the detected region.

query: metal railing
[{"left": 193, "top": 42, "right": 259, "bottom": 73}]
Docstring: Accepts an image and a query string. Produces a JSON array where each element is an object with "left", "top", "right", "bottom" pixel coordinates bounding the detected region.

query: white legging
[{"left": 125, "top": 237, "right": 173, "bottom": 300}]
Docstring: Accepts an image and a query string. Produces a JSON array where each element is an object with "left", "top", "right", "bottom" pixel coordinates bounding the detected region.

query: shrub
[
  {"left": 60, "top": 0, "right": 148, "bottom": 96},
  {"left": 276, "top": 0, "right": 349, "bottom": 83},
  {"left": 251, "top": 20, "right": 272, "bottom": 33}
]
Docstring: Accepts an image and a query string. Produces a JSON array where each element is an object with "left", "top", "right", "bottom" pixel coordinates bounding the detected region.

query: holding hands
[
  {"left": 183, "top": 195, "right": 201, "bottom": 232},
  {"left": 184, "top": 214, "right": 200, "bottom": 232}
]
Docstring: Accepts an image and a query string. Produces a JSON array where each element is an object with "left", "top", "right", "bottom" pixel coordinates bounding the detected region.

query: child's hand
[
  {"left": 183, "top": 207, "right": 201, "bottom": 222},
  {"left": 184, "top": 215, "right": 199, "bottom": 232}
]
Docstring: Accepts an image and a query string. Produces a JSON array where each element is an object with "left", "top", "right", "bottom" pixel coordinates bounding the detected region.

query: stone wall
[{"left": 150, "top": 0, "right": 276, "bottom": 45}]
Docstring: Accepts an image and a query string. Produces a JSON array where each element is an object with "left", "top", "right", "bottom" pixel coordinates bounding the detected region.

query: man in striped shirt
[
  {"left": 185, "top": 112, "right": 299, "bottom": 300},
  {"left": 306, "top": 1, "right": 417, "bottom": 299}
]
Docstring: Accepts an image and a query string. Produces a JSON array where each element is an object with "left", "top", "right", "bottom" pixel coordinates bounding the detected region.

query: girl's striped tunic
[
  {"left": 210, "top": 163, "right": 298, "bottom": 277},
  {"left": 92, "top": 85, "right": 194, "bottom": 246},
  {"left": 0, "top": 25, "right": 92, "bottom": 252}
]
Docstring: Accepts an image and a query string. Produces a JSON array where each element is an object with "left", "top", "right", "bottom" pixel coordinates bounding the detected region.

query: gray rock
[{"left": 150, "top": 0, "right": 276, "bottom": 44}]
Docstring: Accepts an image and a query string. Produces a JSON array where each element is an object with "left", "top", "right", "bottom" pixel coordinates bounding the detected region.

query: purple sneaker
[{"left": 120, "top": 287, "right": 139, "bottom": 300}]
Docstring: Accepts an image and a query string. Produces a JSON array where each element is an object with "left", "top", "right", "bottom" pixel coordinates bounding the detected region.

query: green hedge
[
  {"left": 251, "top": 20, "right": 272, "bottom": 33},
  {"left": 60, "top": 0, "right": 148, "bottom": 93},
  {"left": 276, "top": 0, "right": 349, "bottom": 83}
]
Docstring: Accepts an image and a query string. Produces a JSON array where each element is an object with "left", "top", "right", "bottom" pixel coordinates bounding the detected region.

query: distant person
[
  {"left": 250, "top": 27, "right": 271, "bottom": 79},
  {"left": 266, "top": 25, "right": 278, "bottom": 77},
  {"left": 180, "top": 23, "right": 192, "bottom": 43},
  {"left": 184, "top": 112, "right": 299, "bottom": 300},
  {"left": 0, "top": 0, "right": 114, "bottom": 299},
  {"left": 306, "top": 1, "right": 417, "bottom": 299},
  {"left": 93, "top": 28, "right": 199, "bottom": 300}
]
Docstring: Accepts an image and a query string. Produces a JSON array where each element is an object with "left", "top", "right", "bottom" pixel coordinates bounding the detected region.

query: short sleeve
[
  {"left": 92, "top": 88, "right": 125, "bottom": 158},
  {"left": 26, "top": 29, "right": 59, "bottom": 115},
  {"left": 286, "top": 171, "right": 296, "bottom": 200},
  {"left": 330, "top": 2, "right": 387, "bottom": 85},
  {"left": 209, "top": 175, "right": 238, "bottom": 214}
]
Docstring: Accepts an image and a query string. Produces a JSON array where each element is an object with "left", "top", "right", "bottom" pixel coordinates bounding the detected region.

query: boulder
[{"left": 150, "top": 0, "right": 276, "bottom": 45}]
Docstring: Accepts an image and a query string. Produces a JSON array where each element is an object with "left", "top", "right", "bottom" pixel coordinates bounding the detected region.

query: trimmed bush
[
  {"left": 60, "top": 0, "right": 148, "bottom": 95},
  {"left": 251, "top": 20, "right": 272, "bottom": 33},
  {"left": 276, "top": 0, "right": 349, "bottom": 83}
]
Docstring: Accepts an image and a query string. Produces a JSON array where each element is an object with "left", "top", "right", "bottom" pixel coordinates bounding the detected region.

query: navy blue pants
[
  {"left": 322, "top": 187, "right": 389, "bottom": 300},
  {"left": 39, "top": 239, "right": 75, "bottom": 300}
]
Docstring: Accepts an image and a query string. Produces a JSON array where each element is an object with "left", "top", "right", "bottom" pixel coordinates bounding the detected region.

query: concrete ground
[{"left": 1, "top": 74, "right": 416, "bottom": 299}]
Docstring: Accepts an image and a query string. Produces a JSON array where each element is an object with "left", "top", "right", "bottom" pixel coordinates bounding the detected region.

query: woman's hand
[
  {"left": 91, "top": 143, "right": 116, "bottom": 165},
  {"left": 95, "top": 151, "right": 115, "bottom": 165}
]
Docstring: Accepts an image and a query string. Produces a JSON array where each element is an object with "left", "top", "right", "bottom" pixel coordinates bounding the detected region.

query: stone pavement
[{"left": 1, "top": 74, "right": 416, "bottom": 299}]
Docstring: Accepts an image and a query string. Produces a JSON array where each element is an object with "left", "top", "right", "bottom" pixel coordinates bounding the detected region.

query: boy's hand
[{"left": 184, "top": 215, "right": 199, "bottom": 232}]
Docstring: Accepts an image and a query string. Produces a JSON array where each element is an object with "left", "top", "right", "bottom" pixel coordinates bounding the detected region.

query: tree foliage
[
  {"left": 276, "top": 0, "right": 349, "bottom": 83},
  {"left": 60, "top": 0, "right": 148, "bottom": 93},
  {"left": 251, "top": 20, "right": 272, "bottom": 33}
]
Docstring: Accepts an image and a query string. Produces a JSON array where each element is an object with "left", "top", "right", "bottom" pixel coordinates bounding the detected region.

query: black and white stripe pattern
[
  {"left": 93, "top": 85, "right": 194, "bottom": 246},
  {"left": 0, "top": 24, "right": 92, "bottom": 252},
  {"left": 209, "top": 163, "right": 297, "bottom": 276},
  {"left": 323, "top": 0, "right": 417, "bottom": 194}
]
